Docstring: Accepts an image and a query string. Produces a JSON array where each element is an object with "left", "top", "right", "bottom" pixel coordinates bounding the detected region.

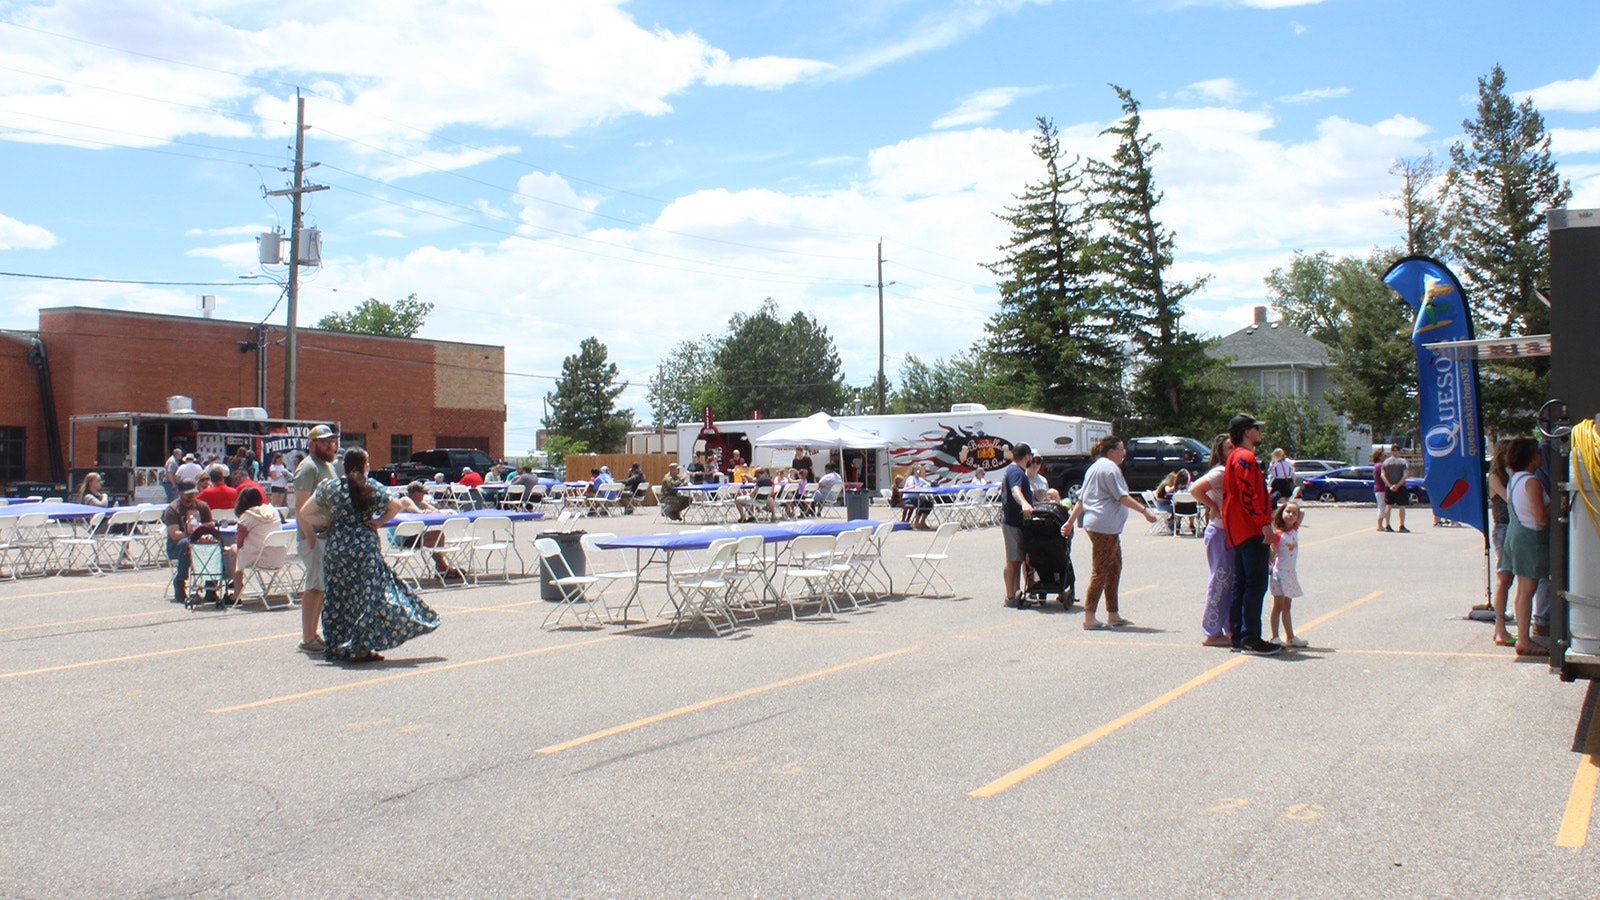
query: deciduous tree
[{"left": 314, "top": 293, "right": 433, "bottom": 337}]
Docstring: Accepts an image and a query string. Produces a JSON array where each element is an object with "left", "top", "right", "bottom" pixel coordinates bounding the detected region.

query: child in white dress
[{"left": 1269, "top": 500, "right": 1307, "bottom": 647}]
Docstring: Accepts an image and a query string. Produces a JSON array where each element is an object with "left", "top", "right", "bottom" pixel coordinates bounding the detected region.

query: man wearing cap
[
  {"left": 162, "top": 479, "right": 214, "bottom": 604},
  {"left": 1223, "top": 413, "right": 1282, "bottom": 655},
  {"left": 659, "top": 462, "right": 690, "bottom": 521},
  {"left": 293, "top": 425, "right": 339, "bottom": 653}
]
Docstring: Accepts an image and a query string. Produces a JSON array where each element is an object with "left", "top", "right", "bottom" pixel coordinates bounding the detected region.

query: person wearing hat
[
  {"left": 659, "top": 462, "right": 690, "bottom": 522},
  {"left": 292, "top": 425, "right": 339, "bottom": 653},
  {"left": 162, "top": 479, "right": 214, "bottom": 604},
  {"left": 163, "top": 446, "right": 185, "bottom": 503},
  {"left": 175, "top": 452, "right": 203, "bottom": 487},
  {"left": 1223, "top": 413, "right": 1282, "bottom": 655}
]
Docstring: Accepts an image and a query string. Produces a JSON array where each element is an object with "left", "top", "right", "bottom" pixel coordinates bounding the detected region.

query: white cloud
[
  {"left": 703, "top": 51, "right": 834, "bottom": 89},
  {"left": 1277, "top": 87, "right": 1350, "bottom": 104},
  {"left": 829, "top": 0, "right": 1054, "bottom": 80},
  {"left": 0, "top": 212, "right": 56, "bottom": 250},
  {"left": 369, "top": 145, "right": 522, "bottom": 182},
  {"left": 1552, "top": 127, "right": 1600, "bottom": 154},
  {"left": 932, "top": 86, "right": 1041, "bottom": 129},
  {"left": 0, "top": 0, "right": 829, "bottom": 156},
  {"left": 1179, "top": 78, "right": 1249, "bottom": 105},
  {"left": 1522, "top": 64, "right": 1600, "bottom": 113}
]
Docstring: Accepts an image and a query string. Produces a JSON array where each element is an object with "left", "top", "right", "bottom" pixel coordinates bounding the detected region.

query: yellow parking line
[
  {"left": 537, "top": 644, "right": 925, "bottom": 754},
  {"left": 0, "top": 633, "right": 292, "bottom": 680},
  {"left": 1556, "top": 691, "right": 1600, "bottom": 848},
  {"left": 209, "top": 635, "right": 622, "bottom": 713},
  {"left": 0, "top": 609, "right": 176, "bottom": 634},
  {"left": 971, "top": 590, "right": 1383, "bottom": 797},
  {"left": 0, "top": 582, "right": 165, "bottom": 602}
]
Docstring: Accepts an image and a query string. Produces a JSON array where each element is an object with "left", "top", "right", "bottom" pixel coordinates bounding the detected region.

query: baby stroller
[{"left": 1019, "top": 508, "right": 1075, "bottom": 610}]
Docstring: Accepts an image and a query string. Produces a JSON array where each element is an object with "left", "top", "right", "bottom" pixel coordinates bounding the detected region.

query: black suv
[
  {"left": 373, "top": 448, "right": 497, "bottom": 486},
  {"left": 1120, "top": 436, "right": 1210, "bottom": 490}
]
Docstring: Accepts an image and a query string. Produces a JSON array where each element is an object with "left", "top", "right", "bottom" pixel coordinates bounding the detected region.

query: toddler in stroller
[{"left": 1018, "top": 501, "right": 1075, "bottom": 609}]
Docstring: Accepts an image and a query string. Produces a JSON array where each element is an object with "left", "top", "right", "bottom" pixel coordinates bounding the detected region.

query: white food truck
[{"left": 676, "top": 405, "right": 1111, "bottom": 493}]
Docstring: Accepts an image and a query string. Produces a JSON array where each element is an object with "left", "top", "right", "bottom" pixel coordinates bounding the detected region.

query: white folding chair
[
  {"left": 824, "top": 527, "right": 867, "bottom": 612},
  {"left": 780, "top": 534, "right": 841, "bottom": 620},
  {"left": 851, "top": 521, "right": 897, "bottom": 600},
  {"left": 467, "top": 515, "right": 515, "bottom": 583},
  {"left": 498, "top": 483, "right": 526, "bottom": 510},
  {"left": 11, "top": 512, "right": 54, "bottom": 576},
  {"left": 449, "top": 483, "right": 476, "bottom": 511},
  {"left": 53, "top": 512, "right": 106, "bottom": 576},
  {"left": 589, "top": 482, "right": 623, "bottom": 517},
  {"left": 669, "top": 539, "right": 741, "bottom": 636},
  {"left": 581, "top": 533, "right": 641, "bottom": 622},
  {"left": 383, "top": 520, "right": 431, "bottom": 592},
  {"left": 724, "top": 533, "right": 770, "bottom": 623},
  {"left": 433, "top": 517, "right": 476, "bottom": 585},
  {"left": 95, "top": 508, "right": 145, "bottom": 570},
  {"left": 536, "top": 537, "right": 604, "bottom": 630},
  {"left": 905, "top": 521, "right": 960, "bottom": 597},
  {"left": 239, "top": 529, "right": 300, "bottom": 609},
  {"left": 1143, "top": 491, "right": 1173, "bottom": 535},
  {"left": 0, "top": 517, "right": 20, "bottom": 580},
  {"left": 134, "top": 507, "right": 168, "bottom": 568}
]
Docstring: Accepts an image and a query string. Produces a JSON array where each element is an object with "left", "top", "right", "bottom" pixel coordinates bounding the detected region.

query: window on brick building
[
  {"left": 342, "top": 433, "right": 366, "bottom": 452},
  {"left": 0, "top": 427, "right": 23, "bottom": 481},
  {"left": 390, "top": 434, "right": 412, "bottom": 465}
]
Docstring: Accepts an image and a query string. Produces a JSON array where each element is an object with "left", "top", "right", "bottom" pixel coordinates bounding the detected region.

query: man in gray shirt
[
  {"left": 293, "top": 425, "right": 339, "bottom": 653},
  {"left": 1380, "top": 445, "right": 1411, "bottom": 533}
]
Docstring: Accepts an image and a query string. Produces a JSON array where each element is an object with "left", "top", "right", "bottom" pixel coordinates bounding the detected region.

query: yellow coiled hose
[{"left": 1572, "top": 418, "right": 1600, "bottom": 542}]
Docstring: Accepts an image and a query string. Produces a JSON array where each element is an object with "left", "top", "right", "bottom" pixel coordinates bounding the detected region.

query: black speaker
[{"left": 1550, "top": 208, "right": 1600, "bottom": 420}]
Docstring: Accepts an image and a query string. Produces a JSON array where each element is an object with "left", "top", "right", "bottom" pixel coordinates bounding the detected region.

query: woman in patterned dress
[{"left": 300, "top": 448, "right": 440, "bottom": 663}]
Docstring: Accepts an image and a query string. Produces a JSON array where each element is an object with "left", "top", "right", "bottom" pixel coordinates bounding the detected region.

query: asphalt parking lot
[{"left": 2, "top": 503, "right": 1596, "bottom": 897}]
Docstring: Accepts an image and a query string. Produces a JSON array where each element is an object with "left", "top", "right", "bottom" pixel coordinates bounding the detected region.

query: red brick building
[{"left": 0, "top": 307, "right": 505, "bottom": 488}]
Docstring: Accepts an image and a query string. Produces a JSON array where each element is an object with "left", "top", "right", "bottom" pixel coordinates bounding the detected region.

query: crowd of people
[{"left": 992, "top": 413, "right": 1328, "bottom": 656}]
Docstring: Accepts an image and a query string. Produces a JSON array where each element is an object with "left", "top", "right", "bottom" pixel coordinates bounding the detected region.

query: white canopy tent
[{"left": 750, "top": 412, "right": 888, "bottom": 450}]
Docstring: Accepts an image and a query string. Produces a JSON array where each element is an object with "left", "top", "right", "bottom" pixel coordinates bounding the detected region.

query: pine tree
[
  {"left": 983, "top": 118, "right": 1121, "bottom": 419},
  {"left": 544, "top": 337, "right": 631, "bottom": 453},
  {"left": 1086, "top": 86, "right": 1224, "bottom": 434},
  {"left": 1443, "top": 64, "right": 1570, "bottom": 429},
  {"left": 1389, "top": 155, "right": 1444, "bottom": 257}
]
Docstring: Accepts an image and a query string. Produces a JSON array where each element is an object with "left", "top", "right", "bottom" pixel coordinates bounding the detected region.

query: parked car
[
  {"left": 1299, "top": 465, "right": 1429, "bottom": 504},
  {"left": 1122, "top": 436, "right": 1210, "bottom": 491},
  {"left": 1291, "top": 458, "right": 1347, "bottom": 491}
]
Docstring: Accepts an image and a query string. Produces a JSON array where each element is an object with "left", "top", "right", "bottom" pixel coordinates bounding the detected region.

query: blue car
[{"left": 1299, "top": 466, "right": 1430, "bottom": 504}]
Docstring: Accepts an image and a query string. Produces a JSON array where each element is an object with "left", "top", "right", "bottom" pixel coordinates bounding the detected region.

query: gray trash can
[
  {"left": 845, "top": 488, "right": 872, "bottom": 521},
  {"left": 540, "top": 530, "right": 587, "bottom": 601}
]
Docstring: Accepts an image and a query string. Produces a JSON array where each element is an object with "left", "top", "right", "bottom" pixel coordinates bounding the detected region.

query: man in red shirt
[
  {"left": 1223, "top": 413, "right": 1282, "bottom": 655},
  {"left": 195, "top": 464, "right": 239, "bottom": 513},
  {"left": 458, "top": 467, "right": 484, "bottom": 488}
]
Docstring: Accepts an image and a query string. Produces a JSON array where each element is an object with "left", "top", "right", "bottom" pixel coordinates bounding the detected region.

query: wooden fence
[{"left": 563, "top": 452, "right": 676, "bottom": 505}]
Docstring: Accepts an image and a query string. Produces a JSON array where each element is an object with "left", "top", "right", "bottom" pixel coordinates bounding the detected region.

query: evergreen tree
[
  {"left": 544, "top": 337, "right": 631, "bottom": 453},
  {"left": 1443, "top": 64, "right": 1570, "bottom": 428},
  {"left": 709, "top": 299, "right": 848, "bottom": 419},
  {"left": 983, "top": 117, "right": 1121, "bottom": 418},
  {"left": 1086, "top": 86, "right": 1225, "bottom": 434}
]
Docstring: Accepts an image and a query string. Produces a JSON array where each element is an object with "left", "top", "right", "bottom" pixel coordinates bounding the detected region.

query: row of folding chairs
[
  {"left": 929, "top": 486, "right": 1003, "bottom": 530},
  {"left": 383, "top": 515, "right": 523, "bottom": 591},
  {"left": 0, "top": 507, "right": 173, "bottom": 579},
  {"left": 537, "top": 522, "right": 921, "bottom": 636}
]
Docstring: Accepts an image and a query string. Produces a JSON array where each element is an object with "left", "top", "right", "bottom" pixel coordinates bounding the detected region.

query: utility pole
[
  {"left": 871, "top": 239, "right": 896, "bottom": 415},
  {"left": 265, "top": 90, "right": 327, "bottom": 419}
]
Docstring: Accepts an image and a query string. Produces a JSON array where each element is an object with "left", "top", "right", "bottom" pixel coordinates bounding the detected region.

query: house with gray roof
[{"left": 1207, "top": 306, "right": 1363, "bottom": 453}]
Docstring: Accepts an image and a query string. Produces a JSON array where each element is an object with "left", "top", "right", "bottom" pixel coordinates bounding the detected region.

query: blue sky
[{"left": 1, "top": 0, "right": 1597, "bottom": 453}]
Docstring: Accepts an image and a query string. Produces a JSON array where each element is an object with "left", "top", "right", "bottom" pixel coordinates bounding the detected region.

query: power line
[{"left": 0, "top": 270, "right": 281, "bottom": 287}]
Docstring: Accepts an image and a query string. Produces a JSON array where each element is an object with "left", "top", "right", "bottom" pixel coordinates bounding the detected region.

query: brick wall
[{"left": 4, "top": 307, "right": 507, "bottom": 483}]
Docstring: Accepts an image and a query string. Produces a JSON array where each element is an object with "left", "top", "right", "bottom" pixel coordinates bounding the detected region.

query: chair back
[
  {"left": 787, "top": 534, "right": 837, "bottom": 566},
  {"left": 439, "top": 516, "right": 470, "bottom": 541},
  {"left": 471, "top": 515, "right": 513, "bottom": 542},
  {"left": 1172, "top": 492, "right": 1199, "bottom": 515},
  {"left": 244, "top": 528, "right": 295, "bottom": 569}
]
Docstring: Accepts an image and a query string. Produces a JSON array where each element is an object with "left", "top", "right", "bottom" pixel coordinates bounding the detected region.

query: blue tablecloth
[{"left": 594, "top": 520, "right": 904, "bottom": 551}]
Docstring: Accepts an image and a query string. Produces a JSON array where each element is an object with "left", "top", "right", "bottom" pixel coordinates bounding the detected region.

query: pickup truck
[{"left": 373, "top": 448, "right": 498, "bottom": 486}]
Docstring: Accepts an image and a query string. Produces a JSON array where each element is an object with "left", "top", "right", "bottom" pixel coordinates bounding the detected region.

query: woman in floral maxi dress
[{"left": 302, "top": 448, "right": 439, "bottom": 663}]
